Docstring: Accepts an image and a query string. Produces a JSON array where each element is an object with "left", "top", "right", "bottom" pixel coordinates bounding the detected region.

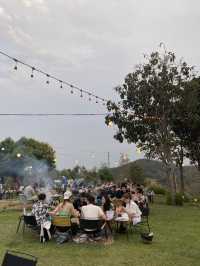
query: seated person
[
  {"left": 32, "top": 193, "right": 49, "bottom": 226},
  {"left": 32, "top": 193, "right": 51, "bottom": 242},
  {"left": 136, "top": 188, "right": 148, "bottom": 209},
  {"left": 108, "top": 186, "right": 116, "bottom": 199},
  {"left": 131, "top": 191, "right": 139, "bottom": 203},
  {"left": 81, "top": 194, "right": 106, "bottom": 220},
  {"left": 123, "top": 193, "right": 142, "bottom": 225},
  {"left": 49, "top": 191, "right": 79, "bottom": 218},
  {"left": 115, "top": 187, "right": 124, "bottom": 199},
  {"left": 73, "top": 192, "right": 88, "bottom": 213},
  {"left": 114, "top": 199, "right": 129, "bottom": 222},
  {"left": 103, "top": 194, "right": 114, "bottom": 220}
]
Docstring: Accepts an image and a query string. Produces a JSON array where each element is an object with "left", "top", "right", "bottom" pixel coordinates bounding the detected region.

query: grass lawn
[{"left": 0, "top": 202, "right": 200, "bottom": 266}]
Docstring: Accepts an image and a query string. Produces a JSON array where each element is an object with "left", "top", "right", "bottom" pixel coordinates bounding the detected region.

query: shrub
[
  {"left": 149, "top": 185, "right": 166, "bottom": 195},
  {"left": 166, "top": 192, "right": 173, "bottom": 205},
  {"left": 175, "top": 193, "right": 183, "bottom": 206},
  {"left": 166, "top": 192, "right": 184, "bottom": 206},
  {"left": 182, "top": 194, "right": 190, "bottom": 203}
]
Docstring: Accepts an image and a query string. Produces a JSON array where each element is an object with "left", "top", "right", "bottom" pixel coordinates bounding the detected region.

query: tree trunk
[
  {"left": 166, "top": 163, "right": 177, "bottom": 204},
  {"left": 172, "top": 174, "right": 177, "bottom": 194},
  {"left": 179, "top": 164, "right": 185, "bottom": 194}
]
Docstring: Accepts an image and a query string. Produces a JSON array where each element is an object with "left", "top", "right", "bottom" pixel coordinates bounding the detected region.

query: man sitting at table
[{"left": 81, "top": 194, "right": 106, "bottom": 220}]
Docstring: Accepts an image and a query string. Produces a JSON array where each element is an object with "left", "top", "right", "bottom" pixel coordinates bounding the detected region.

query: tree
[
  {"left": 60, "top": 166, "right": 98, "bottom": 183},
  {"left": 172, "top": 77, "right": 200, "bottom": 170},
  {"left": 128, "top": 163, "right": 145, "bottom": 184},
  {"left": 0, "top": 137, "right": 56, "bottom": 181},
  {"left": 106, "top": 46, "right": 194, "bottom": 201},
  {"left": 98, "top": 167, "right": 113, "bottom": 182},
  {"left": 16, "top": 137, "right": 56, "bottom": 168},
  {"left": 173, "top": 139, "right": 186, "bottom": 194},
  {"left": 0, "top": 138, "right": 16, "bottom": 154}
]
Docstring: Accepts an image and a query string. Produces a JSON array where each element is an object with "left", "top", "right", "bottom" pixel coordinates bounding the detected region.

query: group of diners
[{"left": 31, "top": 182, "right": 150, "bottom": 242}]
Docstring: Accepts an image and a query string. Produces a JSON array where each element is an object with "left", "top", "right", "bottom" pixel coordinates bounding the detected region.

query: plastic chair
[
  {"left": 52, "top": 216, "right": 71, "bottom": 227},
  {"left": 80, "top": 219, "right": 107, "bottom": 239},
  {"left": 1, "top": 250, "right": 37, "bottom": 266}
]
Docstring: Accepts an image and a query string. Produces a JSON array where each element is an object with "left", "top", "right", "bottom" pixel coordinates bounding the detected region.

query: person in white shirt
[
  {"left": 81, "top": 195, "right": 106, "bottom": 220},
  {"left": 123, "top": 193, "right": 142, "bottom": 225}
]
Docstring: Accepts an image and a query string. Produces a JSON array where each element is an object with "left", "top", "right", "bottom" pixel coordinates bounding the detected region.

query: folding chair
[
  {"left": 80, "top": 219, "right": 107, "bottom": 239},
  {"left": 1, "top": 250, "right": 37, "bottom": 266},
  {"left": 114, "top": 219, "right": 130, "bottom": 239},
  {"left": 16, "top": 215, "right": 38, "bottom": 234},
  {"left": 132, "top": 207, "right": 151, "bottom": 233}
]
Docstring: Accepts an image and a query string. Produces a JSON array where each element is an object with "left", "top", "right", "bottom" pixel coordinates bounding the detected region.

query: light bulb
[
  {"left": 46, "top": 74, "right": 50, "bottom": 84},
  {"left": 31, "top": 67, "right": 35, "bottom": 78},
  {"left": 108, "top": 121, "right": 113, "bottom": 127},
  {"left": 14, "top": 59, "right": 18, "bottom": 70}
]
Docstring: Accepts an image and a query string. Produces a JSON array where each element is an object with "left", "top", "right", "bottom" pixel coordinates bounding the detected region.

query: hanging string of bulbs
[
  {"left": 0, "top": 50, "right": 160, "bottom": 123},
  {"left": 0, "top": 50, "right": 108, "bottom": 106}
]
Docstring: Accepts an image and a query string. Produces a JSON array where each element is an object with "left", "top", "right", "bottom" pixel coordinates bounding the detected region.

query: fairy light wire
[{"left": 0, "top": 50, "right": 108, "bottom": 104}]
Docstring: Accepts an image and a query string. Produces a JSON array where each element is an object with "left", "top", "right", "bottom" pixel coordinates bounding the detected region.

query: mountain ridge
[{"left": 110, "top": 159, "right": 200, "bottom": 195}]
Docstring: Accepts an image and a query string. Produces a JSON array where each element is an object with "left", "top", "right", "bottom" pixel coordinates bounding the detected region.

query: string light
[
  {"left": 13, "top": 59, "right": 18, "bottom": 70},
  {"left": 88, "top": 93, "right": 92, "bottom": 101},
  {"left": 80, "top": 90, "right": 83, "bottom": 98},
  {"left": 0, "top": 50, "right": 109, "bottom": 107},
  {"left": 108, "top": 121, "right": 113, "bottom": 127},
  {"left": 70, "top": 85, "right": 74, "bottom": 94},
  {"left": 46, "top": 74, "right": 50, "bottom": 84},
  {"left": 136, "top": 147, "right": 141, "bottom": 154},
  {"left": 16, "top": 153, "right": 22, "bottom": 158},
  {"left": 30, "top": 67, "right": 35, "bottom": 78}
]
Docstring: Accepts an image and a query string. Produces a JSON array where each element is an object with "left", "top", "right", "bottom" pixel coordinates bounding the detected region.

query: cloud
[
  {"left": 8, "top": 25, "right": 32, "bottom": 47},
  {"left": 0, "top": 5, "right": 12, "bottom": 21},
  {"left": 21, "top": 0, "right": 48, "bottom": 13}
]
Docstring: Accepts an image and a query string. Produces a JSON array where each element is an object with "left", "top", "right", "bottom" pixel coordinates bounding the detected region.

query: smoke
[
  {"left": 0, "top": 154, "right": 52, "bottom": 183},
  {"left": 22, "top": 156, "right": 53, "bottom": 187}
]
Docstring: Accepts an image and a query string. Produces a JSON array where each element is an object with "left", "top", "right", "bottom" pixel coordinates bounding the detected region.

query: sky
[{"left": 0, "top": 0, "right": 199, "bottom": 169}]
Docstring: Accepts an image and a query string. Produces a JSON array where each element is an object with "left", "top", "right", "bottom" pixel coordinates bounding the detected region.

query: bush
[
  {"left": 166, "top": 192, "right": 173, "bottom": 205},
  {"left": 175, "top": 193, "right": 183, "bottom": 206},
  {"left": 149, "top": 185, "right": 166, "bottom": 195},
  {"left": 182, "top": 194, "right": 190, "bottom": 203},
  {"left": 166, "top": 192, "right": 183, "bottom": 206}
]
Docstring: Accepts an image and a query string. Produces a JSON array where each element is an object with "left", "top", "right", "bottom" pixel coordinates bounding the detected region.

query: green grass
[{"left": 0, "top": 203, "right": 200, "bottom": 266}]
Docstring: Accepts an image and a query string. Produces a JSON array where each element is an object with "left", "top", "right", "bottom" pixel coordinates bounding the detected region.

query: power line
[
  {"left": 0, "top": 113, "right": 108, "bottom": 117},
  {"left": 0, "top": 50, "right": 109, "bottom": 106}
]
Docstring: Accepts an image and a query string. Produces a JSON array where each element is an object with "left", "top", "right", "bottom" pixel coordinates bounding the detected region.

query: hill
[{"left": 110, "top": 159, "right": 200, "bottom": 195}]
